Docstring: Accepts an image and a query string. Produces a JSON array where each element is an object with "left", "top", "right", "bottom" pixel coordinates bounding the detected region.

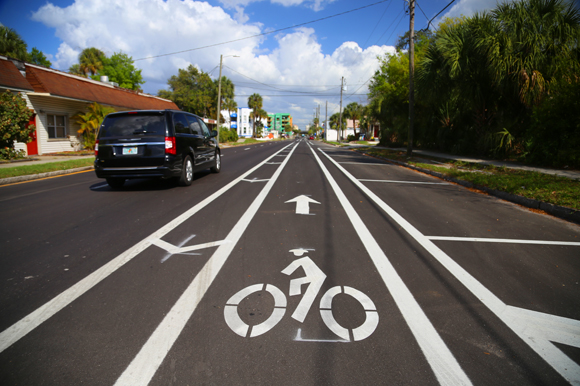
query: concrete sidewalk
[{"left": 342, "top": 144, "right": 580, "bottom": 180}]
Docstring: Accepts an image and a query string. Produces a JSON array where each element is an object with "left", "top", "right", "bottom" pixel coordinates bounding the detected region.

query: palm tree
[
  {"left": 0, "top": 26, "right": 28, "bottom": 60},
  {"left": 73, "top": 102, "right": 116, "bottom": 149},
  {"left": 343, "top": 102, "right": 364, "bottom": 139},
  {"left": 247, "top": 93, "right": 263, "bottom": 138},
  {"left": 79, "top": 47, "right": 106, "bottom": 76}
]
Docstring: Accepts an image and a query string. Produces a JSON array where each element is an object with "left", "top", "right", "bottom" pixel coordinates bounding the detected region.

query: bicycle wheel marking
[
  {"left": 320, "top": 286, "right": 379, "bottom": 342},
  {"left": 224, "top": 284, "right": 287, "bottom": 338}
]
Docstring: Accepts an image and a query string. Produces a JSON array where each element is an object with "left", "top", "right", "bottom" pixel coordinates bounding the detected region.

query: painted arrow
[{"left": 285, "top": 195, "right": 320, "bottom": 215}]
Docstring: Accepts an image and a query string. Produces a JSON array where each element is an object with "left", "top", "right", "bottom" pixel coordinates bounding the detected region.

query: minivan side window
[
  {"left": 199, "top": 119, "right": 211, "bottom": 137},
  {"left": 186, "top": 115, "right": 202, "bottom": 136},
  {"left": 173, "top": 113, "right": 191, "bottom": 134}
]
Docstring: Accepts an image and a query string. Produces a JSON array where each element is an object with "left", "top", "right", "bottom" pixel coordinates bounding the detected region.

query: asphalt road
[{"left": 1, "top": 139, "right": 579, "bottom": 385}]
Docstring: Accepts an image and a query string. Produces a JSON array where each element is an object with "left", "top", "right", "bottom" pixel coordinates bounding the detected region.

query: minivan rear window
[{"left": 99, "top": 114, "right": 167, "bottom": 137}]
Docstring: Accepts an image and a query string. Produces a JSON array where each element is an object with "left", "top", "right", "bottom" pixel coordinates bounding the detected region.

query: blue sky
[{"left": 1, "top": 0, "right": 499, "bottom": 128}]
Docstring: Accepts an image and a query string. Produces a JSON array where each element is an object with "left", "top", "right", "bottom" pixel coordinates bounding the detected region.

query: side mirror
[{"left": 211, "top": 130, "right": 218, "bottom": 138}]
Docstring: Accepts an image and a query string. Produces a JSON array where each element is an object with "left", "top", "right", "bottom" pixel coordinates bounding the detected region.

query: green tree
[
  {"left": 0, "top": 90, "right": 35, "bottom": 159},
  {"left": 0, "top": 26, "right": 28, "bottom": 61},
  {"left": 68, "top": 63, "right": 84, "bottom": 76},
  {"left": 343, "top": 102, "right": 364, "bottom": 138},
  {"left": 89, "top": 52, "right": 144, "bottom": 90},
  {"left": 73, "top": 102, "right": 116, "bottom": 150},
  {"left": 158, "top": 65, "right": 218, "bottom": 116},
  {"left": 28, "top": 47, "right": 51, "bottom": 67},
  {"left": 247, "top": 93, "right": 263, "bottom": 137},
  {"left": 79, "top": 47, "right": 106, "bottom": 76}
]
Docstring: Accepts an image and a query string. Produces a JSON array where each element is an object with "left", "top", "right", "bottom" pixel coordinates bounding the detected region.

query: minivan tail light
[
  {"left": 165, "top": 136, "right": 176, "bottom": 155},
  {"left": 95, "top": 140, "right": 99, "bottom": 156}
]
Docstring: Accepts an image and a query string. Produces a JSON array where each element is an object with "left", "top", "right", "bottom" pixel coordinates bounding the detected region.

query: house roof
[
  {"left": 0, "top": 59, "right": 35, "bottom": 92},
  {"left": 0, "top": 57, "right": 178, "bottom": 110}
]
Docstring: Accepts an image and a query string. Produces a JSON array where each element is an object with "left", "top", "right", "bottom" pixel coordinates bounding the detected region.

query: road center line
[
  {"left": 317, "top": 147, "right": 580, "bottom": 385},
  {"left": 0, "top": 143, "right": 294, "bottom": 354},
  {"left": 114, "top": 143, "right": 298, "bottom": 385},
  {"left": 308, "top": 144, "right": 472, "bottom": 385}
]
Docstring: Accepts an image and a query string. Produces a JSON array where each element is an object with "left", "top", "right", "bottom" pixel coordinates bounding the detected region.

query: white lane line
[
  {"left": 244, "top": 148, "right": 251, "bottom": 150},
  {"left": 317, "top": 147, "right": 580, "bottom": 385},
  {"left": 308, "top": 144, "right": 472, "bottom": 385},
  {"left": 428, "top": 236, "right": 580, "bottom": 246},
  {"left": 114, "top": 143, "right": 299, "bottom": 386},
  {"left": 359, "top": 179, "right": 449, "bottom": 185},
  {"left": 0, "top": 143, "right": 295, "bottom": 354}
]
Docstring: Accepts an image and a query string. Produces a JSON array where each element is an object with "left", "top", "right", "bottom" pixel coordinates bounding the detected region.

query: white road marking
[
  {"left": 294, "top": 328, "right": 348, "bottom": 343},
  {"left": 317, "top": 147, "right": 580, "bottom": 385},
  {"left": 114, "top": 143, "right": 298, "bottom": 385},
  {"left": 320, "top": 286, "right": 379, "bottom": 342},
  {"left": 285, "top": 195, "right": 320, "bottom": 215},
  {"left": 151, "top": 237, "right": 232, "bottom": 263},
  {"left": 427, "top": 236, "right": 580, "bottom": 246},
  {"left": 224, "top": 284, "right": 287, "bottom": 338},
  {"left": 289, "top": 248, "right": 314, "bottom": 257},
  {"left": 0, "top": 143, "right": 295, "bottom": 354},
  {"left": 359, "top": 179, "right": 449, "bottom": 185},
  {"left": 242, "top": 178, "right": 269, "bottom": 183},
  {"left": 244, "top": 148, "right": 251, "bottom": 150},
  {"left": 309, "top": 144, "right": 472, "bottom": 385},
  {"left": 281, "top": 257, "right": 326, "bottom": 323}
]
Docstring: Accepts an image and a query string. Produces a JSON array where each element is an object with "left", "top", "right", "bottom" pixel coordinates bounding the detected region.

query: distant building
[
  {"left": 267, "top": 113, "right": 292, "bottom": 134},
  {"left": 220, "top": 107, "right": 267, "bottom": 138}
]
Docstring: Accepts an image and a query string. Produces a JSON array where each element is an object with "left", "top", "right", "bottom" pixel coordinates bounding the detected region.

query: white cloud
[{"left": 31, "top": 0, "right": 391, "bottom": 128}]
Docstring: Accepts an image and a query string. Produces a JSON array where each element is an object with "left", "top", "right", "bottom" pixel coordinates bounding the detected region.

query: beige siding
[{"left": 26, "top": 96, "right": 90, "bottom": 154}]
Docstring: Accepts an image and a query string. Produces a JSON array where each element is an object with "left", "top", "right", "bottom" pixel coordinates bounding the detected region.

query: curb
[
  {"left": 0, "top": 166, "right": 94, "bottom": 186},
  {"left": 353, "top": 150, "right": 580, "bottom": 225}
]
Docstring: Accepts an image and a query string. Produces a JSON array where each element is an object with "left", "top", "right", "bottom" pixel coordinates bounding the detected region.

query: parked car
[
  {"left": 94, "top": 109, "right": 220, "bottom": 188},
  {"left": 309, "top": 136, "right": 314, "bottom": 140}
]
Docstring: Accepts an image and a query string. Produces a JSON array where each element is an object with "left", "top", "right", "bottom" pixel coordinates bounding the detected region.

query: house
[{"left": 0, "top": 56, "right": 178, "bottom": 155}]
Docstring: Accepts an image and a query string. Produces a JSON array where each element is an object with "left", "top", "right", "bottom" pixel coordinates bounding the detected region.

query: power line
[
  {"left": 415, "top": 0, "right": 429, "bottom": 22},
  {"left": 423, "top": 0, "right": 456, "bottom": 30},
  {"left": 134, "top": 0, "right": 390, "bottom": 61},
  {"left": 373, "top": 7, "right": 404, "bottom": 45},
  {"left": 362, "top": 0, "right": 394, "bottom": 48}
]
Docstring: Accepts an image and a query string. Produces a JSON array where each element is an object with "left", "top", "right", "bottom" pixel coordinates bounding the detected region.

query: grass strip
[
  {"left": 360, "top": 148, "right": 579, "bottom": 210},
  {"left": 0, "top": 158, "right": 95, "bottom": 179}
]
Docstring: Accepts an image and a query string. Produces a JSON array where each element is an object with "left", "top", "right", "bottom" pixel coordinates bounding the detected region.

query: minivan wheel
[
  {"left": 106, "top": 177, "right": 125, "bottom": 189},
  {"left": 179, "top": 155, "right": 193, "bottom": 186},
  {"left": 211, "top": 151, "right": 221, "bottom": 173}
]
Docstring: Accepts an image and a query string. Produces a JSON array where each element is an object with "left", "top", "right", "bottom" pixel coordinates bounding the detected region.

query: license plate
[{"left": 123, "top": 147, "right": 138, "bottom": 155}]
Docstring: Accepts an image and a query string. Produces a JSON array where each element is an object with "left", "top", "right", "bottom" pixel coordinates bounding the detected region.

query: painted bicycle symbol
[{"left": 224, "top": 250, "right": 379, "bottom": 342}]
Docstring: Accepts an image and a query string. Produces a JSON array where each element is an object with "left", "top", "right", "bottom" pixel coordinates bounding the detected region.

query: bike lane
[
  {"left": 148, "top": 140, "right": 460, "bottom": 385},
  {"left": 311, "top": 142, "right": 579, "bottom": 385}
]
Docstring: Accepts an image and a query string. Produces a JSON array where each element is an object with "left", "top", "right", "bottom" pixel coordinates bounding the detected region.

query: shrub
[{"left": 0, "top": 90, "right": 35, "bottom": 160}]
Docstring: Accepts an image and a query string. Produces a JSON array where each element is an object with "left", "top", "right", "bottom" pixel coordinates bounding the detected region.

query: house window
[{"left": 47, "top": 114, "right": 67, "bottom": 139}]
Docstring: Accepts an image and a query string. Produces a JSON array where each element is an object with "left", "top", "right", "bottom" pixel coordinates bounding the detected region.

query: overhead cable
[{"left": 134, "top": 0, "right": 390, "bottom": 61}]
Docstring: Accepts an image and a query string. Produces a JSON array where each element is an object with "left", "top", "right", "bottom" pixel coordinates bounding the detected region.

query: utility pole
[
  {"left": 216, "top": 54, "right": 239, "bottom": 143},
  {"left": 325, "top": 101, "right": 328, "bottom": 141},
  {"left": 339, "top": 76, "right": 344, "bottom": 141},
  {"left": 407, "top": 0, "right": 415, "bottom": 156},
  {"left": 216, "top": 54, "right": 223, "bottom": 143}
]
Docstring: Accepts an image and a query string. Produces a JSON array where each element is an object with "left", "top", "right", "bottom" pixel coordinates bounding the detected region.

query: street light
[{"left": 216, "top": 54, "right": 239, "bottom": 143}]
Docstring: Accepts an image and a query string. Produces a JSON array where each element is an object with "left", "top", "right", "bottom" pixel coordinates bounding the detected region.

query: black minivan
[{"left": 94, "top": 110, "right": 220, "bottom": 188}]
